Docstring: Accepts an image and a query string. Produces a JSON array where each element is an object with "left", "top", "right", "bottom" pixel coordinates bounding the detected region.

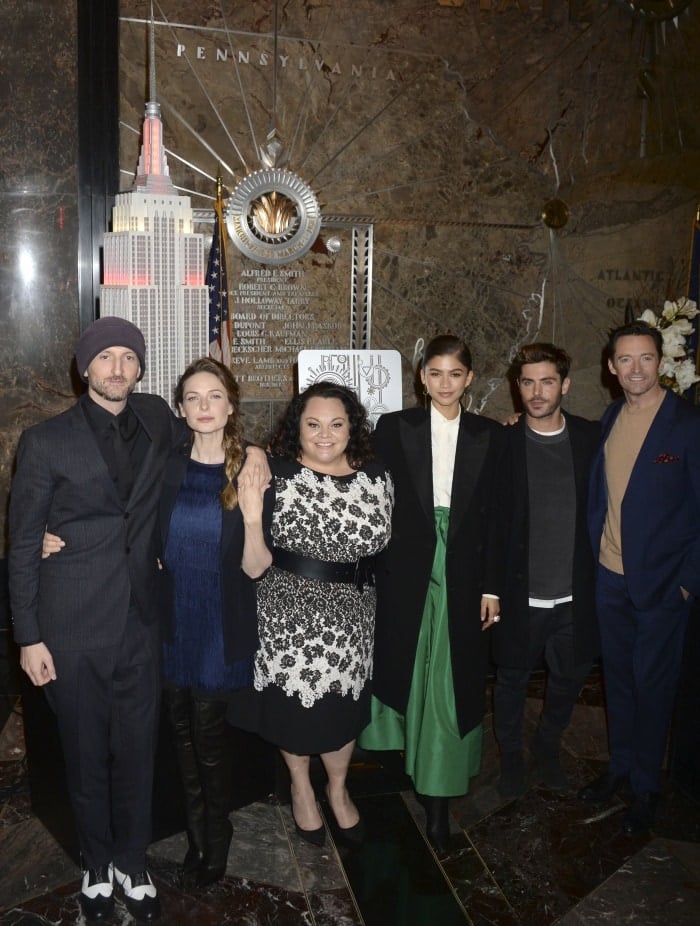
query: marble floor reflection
[{"left": 1, "top": 666, "right": 699, "bottom": 925}]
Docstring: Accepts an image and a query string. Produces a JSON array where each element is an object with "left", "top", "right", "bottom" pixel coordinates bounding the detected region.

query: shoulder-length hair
[{"left": 270, "top": 381, "right": 374, "bottom": 469}]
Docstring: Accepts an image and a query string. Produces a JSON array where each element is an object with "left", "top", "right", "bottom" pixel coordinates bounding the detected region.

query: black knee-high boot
[
  {"left": 192, "top": 697, "right": 233, "bottom": 887},
  {"left": 417, "top": 794, "right": 450, "bottom": 853},
  {"left": 164, "top": 688, "right": 206, "bottom": 886}
]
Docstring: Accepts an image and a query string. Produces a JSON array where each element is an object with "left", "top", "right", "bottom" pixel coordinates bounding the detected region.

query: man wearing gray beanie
[
  {"left": 10, "top": 316, "right": 268, "bottom": 921},
  {"left": 74, "top": 316, "right": 147, "bottom": 383},
  {"left": 9, "top": 317, "right": 177, "bottom": 922}
]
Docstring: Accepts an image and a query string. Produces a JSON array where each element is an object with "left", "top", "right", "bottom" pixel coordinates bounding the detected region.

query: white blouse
[{"left": 430, "top": 403, "right": 459, "bottom": 507}]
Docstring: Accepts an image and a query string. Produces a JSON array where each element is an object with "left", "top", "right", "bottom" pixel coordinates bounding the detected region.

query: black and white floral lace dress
[{"left": 229, "top": 456, "right": 393, "bottom": 755}]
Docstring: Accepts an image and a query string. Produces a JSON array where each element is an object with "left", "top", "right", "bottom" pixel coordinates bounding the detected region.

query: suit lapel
[
  {"left": 627, "top": 390, "right": 675, "bottom": 492},
  {"left": 398, "top": 411, "right": 434, "bottom": 526},
  {"left": 510, "top": 420, "right": 529, "bottom": 513},
  {"left": 448, "top": 413, "right": 490, "bottom": 538},
  {"left": 71, "top": 401, "right": 120, "bottom": 493},
  {"left": 128, "top": 400, "right": 163, "bottom": 504},
  {"left": 567, "top": 417, "right": 589, "bottom": 495}
]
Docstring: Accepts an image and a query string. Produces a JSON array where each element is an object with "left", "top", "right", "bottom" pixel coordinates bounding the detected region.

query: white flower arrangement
[{"left": 639, "top": 298, "right": 700, "bottom": 396}]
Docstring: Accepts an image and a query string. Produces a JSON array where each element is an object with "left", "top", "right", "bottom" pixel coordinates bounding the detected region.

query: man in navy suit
[{"left": 579, "top": 320, "right": 700, "bottom": 835}]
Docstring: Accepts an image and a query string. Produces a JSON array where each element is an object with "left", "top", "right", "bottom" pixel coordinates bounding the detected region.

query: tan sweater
[{"left": 599, "top": 394, "right": 664, "bottom": 574}]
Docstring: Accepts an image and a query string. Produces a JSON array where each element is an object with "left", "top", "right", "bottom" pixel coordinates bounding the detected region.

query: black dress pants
[
  {"left": 44, "top": 606, "right": 160, "bottom": 872},
  {"left": 494, "top": 602, "right": 591, "bottom": 754}
]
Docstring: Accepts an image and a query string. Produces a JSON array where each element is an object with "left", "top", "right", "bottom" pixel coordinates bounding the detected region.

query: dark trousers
[
  {"left": 596, "top": 565, "right": 691, "bottom": 795},
  {"left": 494, "top": 602, "right": 591, "bottom": 754},
  {"left": 44, "top": 607, "right": 160, "bottom": 872}
]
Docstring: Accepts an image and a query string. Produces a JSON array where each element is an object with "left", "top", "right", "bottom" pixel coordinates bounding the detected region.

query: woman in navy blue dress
[{"left": 159, "top": 358, "right": 272, "bottom": 887}]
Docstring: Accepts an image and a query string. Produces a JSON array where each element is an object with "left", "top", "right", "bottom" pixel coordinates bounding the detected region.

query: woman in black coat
[
  {"left": 359, "top": 335, "right": 504, "bottom": 851},
  {"left": 158, "top": 357, "right": 272, "bottom": 887}
]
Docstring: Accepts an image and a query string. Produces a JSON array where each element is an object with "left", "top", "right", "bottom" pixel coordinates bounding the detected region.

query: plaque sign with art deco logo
[{"left": 225, "top": 168, "right": 322, "bottom": 266}]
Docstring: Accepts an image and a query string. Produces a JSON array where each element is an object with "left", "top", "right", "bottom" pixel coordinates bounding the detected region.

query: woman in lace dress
[{"left": 228, "top": 382, "right": 393, "bottom": 847}]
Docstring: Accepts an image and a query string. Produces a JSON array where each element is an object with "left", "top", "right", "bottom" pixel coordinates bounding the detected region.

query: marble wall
[
  {"left": 0, "top": 0, "right": 80, "bottom": 560},
  {"left": 117, "top": 0, "right": 700, "bottom": 425},
  {"left": 1, "top": 0, "right": 700, "bottom": 555}
]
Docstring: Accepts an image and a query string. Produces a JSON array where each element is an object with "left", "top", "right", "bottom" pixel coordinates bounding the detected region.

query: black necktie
[{"left": 110, "top": 416, "right": 134, "bottom": 502}]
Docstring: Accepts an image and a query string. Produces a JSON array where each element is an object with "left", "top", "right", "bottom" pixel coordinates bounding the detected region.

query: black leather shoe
[
  {"left": 577, "top": 771, "right": 628, "bottom": 804},
  {"left": 197, "top": 818, "right": 234, "bottom": 887},
  {"left": 113, "top": 867, "right": 160, "bottom": 922},
  {"left": 180, "top": 842, "right": 204, "bottom": 889},
  {"left": 498, "top": 751, "right": 526, "bottom": 799},
  {"left": 531, "top": 736, "right": 568, "bottom": 790},
  {"left": 293, "top": 817, "right": 326, "bottom": 847},
  {"left": 79, "top": 865, "right": 114, "bottom": 922},
  {"left": 324, "top": 786, "right": 365, "bottom": 847},
  {"left": 622, "top": 792, "right": 659, "bottom": 836},
  {"left": 419, "top": 795, "right": 450, "bottom": 854}
]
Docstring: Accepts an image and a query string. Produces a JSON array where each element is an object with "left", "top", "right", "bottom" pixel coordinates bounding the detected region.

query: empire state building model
[{"left": 100, "top": 43, "right": 208, "bottom": 403}]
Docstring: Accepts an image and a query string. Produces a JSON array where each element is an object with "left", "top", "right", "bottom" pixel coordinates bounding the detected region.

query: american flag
[
  {"left": 207, "top": 196, "right": 232, "bottom": 366},
  {"left": 687, "top": 205, "right": 700, "bottom": 402}
]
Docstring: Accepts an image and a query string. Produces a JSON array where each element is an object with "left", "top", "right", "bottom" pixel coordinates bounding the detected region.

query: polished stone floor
[{"left": 1, "top": 664, "right": 699, "bottom": 925}]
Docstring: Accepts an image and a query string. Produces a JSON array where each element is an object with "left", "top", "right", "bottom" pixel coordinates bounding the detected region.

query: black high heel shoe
[
  {"left": 289, "top": 781, "right": 326, "bottom": 847},
  {"left": 325, "top": 786, "right": 366, "bottom": 846},
  {"left": 293, "top": 816, "right": 326, "bottom": 847}
]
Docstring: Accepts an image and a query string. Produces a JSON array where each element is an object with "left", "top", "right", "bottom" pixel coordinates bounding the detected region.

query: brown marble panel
[
  {"left": 557, "top": 838, "right": 700, "bottom": 926},
  {"left": 116, "top": 1, "right": 700, "bottom": 431},
  {"left": 465, "top": 787, "right": 640, "bottom": 926},
  {"left": 0, "top": 0, "right": 80, "bottom": 553},
  {"left": 0, "top": 815, "right": 79, "bottom": 912}
]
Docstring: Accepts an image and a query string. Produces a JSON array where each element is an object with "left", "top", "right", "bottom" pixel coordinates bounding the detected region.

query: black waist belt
[{"left": 272, "top": 547, "right": 375, "bottom": 591}]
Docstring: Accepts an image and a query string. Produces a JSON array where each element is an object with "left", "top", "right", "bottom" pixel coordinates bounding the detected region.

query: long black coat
[
  {"left": 371, "top": 407, "right": 506, "bottom": 737},
  {"left": 491, "top": 413, "right": 601, "bottom": 668}
]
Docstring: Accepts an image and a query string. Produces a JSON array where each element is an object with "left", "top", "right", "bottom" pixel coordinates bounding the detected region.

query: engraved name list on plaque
[{"left": 227, "top": 219, "right": 360, "bottom": 399}]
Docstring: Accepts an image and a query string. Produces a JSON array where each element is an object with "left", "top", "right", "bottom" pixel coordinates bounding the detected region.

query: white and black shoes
[
  {"left": 112, "top": 866, "right": 161, "bottom": 922},
  {"left": 79, "top": 865, "right": 114, "bottom": 922}
]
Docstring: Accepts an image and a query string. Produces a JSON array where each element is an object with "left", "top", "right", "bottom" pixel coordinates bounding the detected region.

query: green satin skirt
[{"left": 360, "top": 507, "right": 482, "bottom": 797}]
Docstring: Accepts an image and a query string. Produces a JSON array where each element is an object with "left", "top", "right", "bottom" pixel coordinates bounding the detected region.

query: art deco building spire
[
  {"left": 100, "top": 1, "right": 208, "bottom": 404},
  {"left": 133, "top": 2, "right": 175, "bottom": 195}
]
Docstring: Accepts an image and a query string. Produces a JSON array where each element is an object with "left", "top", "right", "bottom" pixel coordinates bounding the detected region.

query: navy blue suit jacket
[{"left": 588, "top": 389, "right": 700, "bottom": 610}]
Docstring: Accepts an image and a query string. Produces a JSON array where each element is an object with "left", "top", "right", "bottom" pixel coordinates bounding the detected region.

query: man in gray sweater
[{"left": 493, "top": 343, "right": 600, "bottom": 799}]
